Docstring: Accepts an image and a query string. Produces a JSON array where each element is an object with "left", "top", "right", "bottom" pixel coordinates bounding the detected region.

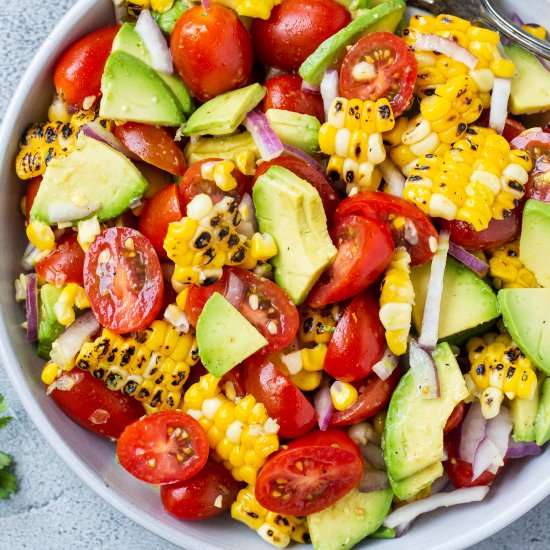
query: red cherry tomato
[
  {"left": 324, "top": 291, "right": 385, "bottom": 383},
  {"left": 25, "top": 177, "right": 41, "bottom": 223},
  {"left": 161, "top": 459, "right": 242, "bottom": 520},
  {"left": 253, "top": 155, "right": 340, "bottom": 224},
  {"left": 170, "top": 5, "right": 253, "bottom": 102},
  {"left": 186, "top": 268, "right": 299, "bottom": 356},
  {"left": 117, "top": 411, "right": 209, "bottom": 485},
  {"left": 444, "top": 401, "right": 465, "bottom": 433},
  {"left": 340, "top": 32, "right": 417, "bottom": 117},
  {"left": 53, "top": 25, "right": 119, "bottom": 108},
  {"left": 329, "top": 367, "right": 401, "bottom": 427},
  {"left": 255, "top": 428, "right": 363, "bottom": 515},
  {"left": 138, "top": 184, "right": 183, "bottom": 260},
  {"left": 83, "top": 227, "right": 164, "bottom": 334},
  {"left": 113, "top": 123, "right": 185, "bottom": 176},
  {"left": 335, "top": 191, "right": 438, "bottom": 266},
  {"left": 242, "top": 354, "right": 316, "bottom": 439},
  {"left": 263, "top": 75, "right": 325, "bottom": 122},
  {"left": 35, "top": 233, "right": 85, "bottom": 286},
  {"left": 251, "top": 0, "right": 351, "bottom": 72},
  {"left": 48, "top": 370, "right": 144, "bottom": 439},
  {"left": 307, "top": 215, "right": 394, "bottom": 308}
]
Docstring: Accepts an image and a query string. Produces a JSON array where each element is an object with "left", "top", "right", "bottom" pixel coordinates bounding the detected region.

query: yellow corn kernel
[
  {"left": 26, "top": 220, "right": 55, "bottom": 251},
  {"left": 250, "top": 233, "right": 278, "bottom": 261},
  {"left": 150, "top": 0, "right": 174, "bottom": 12},
  {"left": 53, "top": 283, "right": 81, "bottom": 326},
  {"left": 301, "top": 344, "right": 327, "bottom": 372},
  {"left": 521, "top": 23, "right": 547, "bottom": 40},
  {"left": 213, "top": 161, "right": 238, "bottom": 191},
  {"left": 420, "top": 95, "right": 452, "bottom": 122},
  {"left": 491, "top": 58, "right": 516, "bottom": 79},
  {"left": 330, "top": 381, "right": 359, "bottom": 411},
  {"left": 345, "top": 99, "right": 363, "bottom": 131},
  {"left": 41, "top": 362, "right": 59, "bottom": 385},
  {"left": 319, "top": 123, "right": 337, "bottom": 156},
  {"left": 375, "top": 98, "right": 395, "bottom": 133},
  {"left": 291, "top": 369, "right": 323, "bottom": 391}
]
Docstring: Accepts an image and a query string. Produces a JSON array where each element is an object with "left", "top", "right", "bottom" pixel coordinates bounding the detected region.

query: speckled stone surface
[{"left": 0, "top": 1, "right": 549, "bottom": 549}]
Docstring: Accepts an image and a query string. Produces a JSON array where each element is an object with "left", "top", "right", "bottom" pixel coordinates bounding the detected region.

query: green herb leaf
[
  {"left": 0, "top": 470, "right": 17, "bottom": 499},
  {"left": 0, "top": 394, "right": 7, "bottom": 415},
  {"left": 0, "top": 416, "right": 12, "bottom": 430},
  {"left": 0, "top": 451, "right": 11, "bottom": 469}
]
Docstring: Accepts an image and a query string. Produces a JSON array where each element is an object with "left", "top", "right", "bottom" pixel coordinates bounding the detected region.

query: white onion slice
[
  {"left": 485, "top": 406, "right": 512, "bottom": 459},
  {"left": 380, "top": 158, "right": 406, "bottom": 197},
  {"left": 358, "top": 469, "right": 389, "bottom": 493},
  {"left": 459, "top": 402, "right": 487, "bottom": 464},
  {"left": 48, "top": 202, "right": 100, "bottom": 224},
  {"left": 313, "top": 382, "right": 333, "bottom": 431},
  {"left": 489, "top": 77, "right": 512, "bottom": 135},
  {"left": 81, "top": 122, "right": 138, "bottom": 159},
  {"left": 414, "top": 33, "right": 479, "bottom": 70},
  {"left": 472, "top": 437, "right": 502, "bottom": 481},
  {"left": 47, "top": 371, "right": 84, "bottom": 395},
  {"left": 25, "top": 273, "right": 38, "bottom": 342},
  {"left": 409, "top": 339, "right": 440, "bottom": 399},
  {"left": 236, "top": 194, "right": 258, "bottom": 239},
  {"left": 320, "top": 69, "right": 339, "bottom": 120},
  {"left": 301, "top": 80, "right": 321, "bottom": 93},
  {"left": 225, "top": 271, "right": 246, "bottom": 310},
  {"left": 448, "top": 243, "right": 489, "bottom": 277},
  {"left": 244, "top": 109, "right": 284, "bottom": 161},
  {"left": 372, "top": 347, "right": 398, "bottom": 381},
  {"left": 21, "top": 242, "right": 42, "bottom": 270},
  {"left": 135, "top": 10, "right": 174, "bottom": 75}
]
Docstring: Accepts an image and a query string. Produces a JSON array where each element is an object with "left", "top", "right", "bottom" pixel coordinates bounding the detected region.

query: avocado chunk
[
  {"left": 370, "top": 526, "right": 396, "bottom": 539},
  {"left": 153, "top": 0, "right": 192, "bottom": 34},
  {"left": 498, "top": 288, "right": 550, "bottom": 375},
  {"left": 520, "top": 199, "right": 550, "bottom": 287},
  {"left": 299, "top": 0, "right": 405, "bottom": 85},
  {"left": 307, "top": 488, "right": 393, "bottom": 550},
  {"left": 510, "top": 378, "right": 543, "bottom": 443},
  {"left": 100, "top": 51, "right": 184, "bottom": 127},
  {"left": 535, "top": 377, "right": 550, "bottom": 446},
  {"left": 411, "top": 257, "right": 499, "bottom": 344},
  {"left": 503, "top": 44, "right": 550, "bottom": 115},
  {"left": 384, "top": 343, "right": 468, "bottom": 500},
  {"left": 253, "top": 166, "right": 338, "bottom": 304},
  {"left": 196, "top": 293, "right": 268, "bottom": 377},
  {"left": 37, "top": 284, "right": 65, "bottom": 359},
  {"left": 111, "top": 23, "right": 194, "bottom": 117},
  {"left": 184, "top": 131, "right": 259, "bottom": 166},
  {"left": 265, "top": 109, "right": 321, "bottom": 156},
  {"left": 182, "top": 84, "right": 266, "bottom": 137},
  {"left": 30, "top": 134, "right": 148, "bottom": 224}
]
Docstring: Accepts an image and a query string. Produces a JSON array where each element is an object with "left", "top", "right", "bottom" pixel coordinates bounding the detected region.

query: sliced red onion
[
  {"left": 383, "top": 486, "right": 490, "bottom": 529},
  {"left": 25, "top": 273, "right": 38, "bottom": 342},
  {"left": 201, "top": 0, "right": 211, "bottom": 9},
  {"left": 81, "top": 122, "right": 138, "bottom": 159},
  {"left": 380, "top": 158, "right": 406, "bottom": 197},
  {"left": 21, "top": 242, "right": 42, "bottom": 270},
  {"left": 506, "top": 439, "right": 542, "bottom": 459},
  {"left": 485, "top": 406, "right": 512, "bottom": 459},
  {"left": 408, "top": 339, "right": 440, "bottom": 399},
  {"left": 236, "top": 194, "right": 258, "bottom": 240},
  {"left": 282, "top": 144, "right": 326, "bottom": 175},
  {"left": 244, "top": 109, "right": 284, "bottom": 162},
  {"left": 414, "top": 33, "right": 478, "bottom": 70},
  {"left": 358, "top": 469, "right": 390, "bottom": 493},
  {"left": 459, "top": 402, "right": 487, "bottom": 464},
  {"left": 135, "top": 9, "right": 174, "bottom": 75},
  {"left": 448, "top": 243, "right": 489, "bottom": 277},
  {"left": 112, "top": 0, "right": 129, "bottom": 23},
  {"left": 360, "top": 443, "right": 385, "bottom": 470},
  {"left": 225, "top": 271, "right": 246, "bottom": 309},
  {"left": 418, "top": 231, "right": 450, "bottom": 350},
  {"left": 472, "top": 437, "right": 502, "bottom": 481},
  {"left": 313, "top": 382, "right": 333, "bottom": 431},
  {"left": 320, "top": 69, "right": 339, "bottom": 120},
  {"left": 489, "top": 78, "right": 512, "bottom": 135},
  {"left": 372, "top": 347, "right": 398, "bottom": 381},
  {"left": 48, "top": 202, "right": 100, "bottom": 224},
  {"left": 301, "top": 80, "right": 321, "bottom": 93}
]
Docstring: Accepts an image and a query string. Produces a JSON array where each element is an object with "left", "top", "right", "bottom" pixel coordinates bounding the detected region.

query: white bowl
[{"left": 1, "top": 0, "right": 550, "bottom": 548}]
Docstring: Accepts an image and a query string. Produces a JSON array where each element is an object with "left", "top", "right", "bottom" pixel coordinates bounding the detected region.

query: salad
[{"left": 12, "top": 0, "right": 550, "bottom": 548}]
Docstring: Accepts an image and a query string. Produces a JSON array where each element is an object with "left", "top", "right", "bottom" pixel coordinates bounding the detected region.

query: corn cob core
[
  {"left": 403, "top": 126, "right": 532, "bottom": 231},
  {"left": 183, "top": 374, "right": 280, "bottom": 485},
  {"left": 487, "top": 240, "right": 540, "bottom": 289},
  {"left": 75, "top": 320, "right": 199, "bottom": 412}
]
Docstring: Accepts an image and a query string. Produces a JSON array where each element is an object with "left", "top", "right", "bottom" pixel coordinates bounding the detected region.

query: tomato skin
[
  {"left": 444, "top": 401, "right": 465, "bottom": 433},
  {"left": 329, "top": 367, "right": 401, "bottom": 427},
  {"left": 340, "top": 32, "right": 417, "bottom": 117},
  {"left": 263, "top": 75, "right": 325, "bottom": 122},
  {"left": 53, "top": 25, "right": 119, "bottom": 108},
  {"left": 324, "top": 291, "right": 385, "bottom": 383},
  {"left": 285, "top": 428, "right": 362, "bottom": 460},
  {"left": 113, "top": 123, "right": 185, "bottom": 176},
  {"left": 83, "top": 227, "right": 164, "bottom": 334},
  {"left": 25, "top": 177, "right": 41, "bottom": 222},
  {"left": 35, "top": 233, "right": 85, "bottom": 286},
  {"left": 243, "top": 355, "right": 317, "bottom": 439},
  {"left": 251, "top": 0, "right": 351, "bottom": 72},
  {"left": 161, "top": 459, "right": 243, "bottom": 520},
  {"left": 138, "top": 184, "right": 183, "bottom": 260},
  {"left": 307, "top": 215, "right": 394, "bottom": 308},
  {"left": 117, "top": 411, "right": 209, "bottom": 485},
  {"left": 335, "top": 191, "right": 438, "bottom": 266},
  {"left": 170, "top": 5, "right": 253, "bottom": 102},
  {"left": 48, "top": 370, "right": 144, "bottom": 439},
  {"left": 253, "top": 155, "right": 339, "bottom": 224}
]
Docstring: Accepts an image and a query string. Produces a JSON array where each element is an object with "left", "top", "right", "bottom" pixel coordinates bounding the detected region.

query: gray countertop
[{"left": 0, "top": 1, "right": 548, "bottom": 548}]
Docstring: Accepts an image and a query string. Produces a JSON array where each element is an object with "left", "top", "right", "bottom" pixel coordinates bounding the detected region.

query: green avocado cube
[
  {"left": 265, "top": 109, "right": 321, "bottom": 156},
  {"left": 520, "top": 199, "right": 550, "bottom": 287}
]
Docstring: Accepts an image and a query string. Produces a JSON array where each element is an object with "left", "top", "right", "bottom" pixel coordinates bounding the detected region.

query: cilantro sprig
[{"left": 0, "top": 394, "right": 17, "bottom": 499}]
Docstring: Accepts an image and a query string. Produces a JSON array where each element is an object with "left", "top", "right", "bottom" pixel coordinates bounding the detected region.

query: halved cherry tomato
[
  {"left": 113, "top": 123, "right": 185, "bottom": 176},
  {"left": 138, "top": 184, "right": 183, "bottom": 260},
  {"left": 335, "top": 191, "right": 438, "bottom": 266},
  {"left": 171, "top": 5, "right": 253, "bottom": 101},
  {"left": 243, "top": 354, "right": 316, "bottom": 439},
  {"left": 324, "top": 291, "right": 385, "bottom": 383},
  {"left": 186, "top": 268, "right": 299, "bottom": 356},
  {"left": 263, "top": 75, "right": 325, "bottom": 122},
  {"left": 220, "top": 366, "right": 246, "bottom": 399},
  {"left": 35, "top": 233, "right": 85, "bottom": 286},
  {"left": 117, "top": 411, "right": 209, "bottom": 485},
  {"left": 255, "top": 428, "right": 363, "bottom": 515},
  {"left": 253, "top": 156, "right": 340, "bottom": 224},
  {"left": 161, "top": 459, "right": 243, "bottom": 520},
  {"left": 340, "top": 32, "right": 417, "bottom": 117},
  {"left": 251, "top": 0, "right": 351, "bottom": 72},
  {"left": 53, "top": 25, "right": 120, "bottom": 108},
  {"left": 83, "top": 227, "right": 164, "bottom": 334},
  {"left": 329, "top": 367, "right": 401, "bottom": 427},
  {"left": 25, "top": 177, "right": 41, "bottom": 223},
  {"left": 48, "top": 370, "right": 144, "bottom": 439},
  {"left": 444, "top": 401, "right": 465, "bottom": 433},
  {"left": 307, "top": 215, "right": 394, "bottom": 308}
]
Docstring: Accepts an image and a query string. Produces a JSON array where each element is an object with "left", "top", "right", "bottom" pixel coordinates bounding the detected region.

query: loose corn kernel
[
  {"left": 330, "top": 381, "right": 358, "bottom": 411},
  {"left": 150, "top": 0, "right": 174, "bottom": 13},
  {"left": 301, "top": 344, "right": 327, "bottom": 372},
  {"left": 491, "top": 58, "right": 516, "bottom": 79},
  {"left": 250, "top": 232, "right": 278, "bottom": 261},
  {"left": 213, "top": 160, "right": 238, "bottom": 192},
  {"left": 26, "top": 220, "right": 55, "bottom": 251},
  {"left": 212, "top": 0, "right": 282, "bottom": 20},
  {"left": 53, "top": 283, "right": 88, "bottom": 326},
  {"left": 521, "top": 23, "right": 547, "bottom": 40},
  {"left": 41, "top": 362, "right": 59, "bottom": 385}
]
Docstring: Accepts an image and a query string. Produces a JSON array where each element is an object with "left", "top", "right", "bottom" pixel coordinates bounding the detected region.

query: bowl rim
[{"left": 1, "top": 1, "right": 550, "bottom": 549}]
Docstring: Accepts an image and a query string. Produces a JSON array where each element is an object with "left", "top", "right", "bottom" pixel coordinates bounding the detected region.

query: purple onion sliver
[
  {"left": 201, "top": 0, "right": 211, "bottom": 9},
  {"left": 25, "top": 273, "right": 39, "bottom": 342},
  {"left": 360, "top": 442, "right": 386, "bottom": 470},
  {"left": 313, "top": 382, "right": 333, "bottom": 431},
  {"left": 409, "top": 339, "right": 440, "bottom": 399},
  {"left": 244, "top": 109, "right": 284, "bottom": 161},
  {"left": 459, "top": 401, "right": 487, "bottom": 463},
  {"left": 506, "top": 439, "right": 542, "bottom": 459},
  {"left": 448, "top": 243, "right": 489, "bottom": 277},
  {"left": 282, "top": 144, "right": 327, "bottom": 175}
]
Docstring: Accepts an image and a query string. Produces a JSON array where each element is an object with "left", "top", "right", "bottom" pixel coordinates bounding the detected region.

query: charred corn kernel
[
  {"left": 76, "top": 320, "right": 198, "bottom": 412},
  {"left": 330, "top": 381, "right": 358, "bottom": 411},
  {"left": 213, "top": 161, "right": 238, "bottom": 192},
  {"left": 379, "top": 247, "right": 414, "bottom": 356},
  {"left": 521, "top": 23, "right": 547, "bottom": 40},
  {"left": 150, "top": 0, "right": 174, "bottom": 12},
  {"left": 26, "top": 220, "right": 55, "bottom": 251},
  {"left": 299, "top": 305, "right": 338, "bottom": 345},
  {"left": 301, "top": 344, "right": 327, "bottom": 372},
  {"left": 480, "top": 386, "right": 504, "bottom": 419},
  {"left": 250, "top": 233, "right": 278, "bottom": 262},
  {"left": 41, "top": 362, "right": 60, "bottom": 385},
  {"left": 487, "top": 240, "right": 539, "bottom": 289},
  {"left": 125, "top": 0, "right": 150, "bottom": 17}
]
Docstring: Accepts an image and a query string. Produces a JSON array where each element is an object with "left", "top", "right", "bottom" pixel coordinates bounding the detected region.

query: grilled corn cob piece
[
  {"left": 213, "top": 0, "right": 282, "bottom": 19},
  {"left": 467, "top": 332, "right": 538, "bottom": 418},
  {"left": 487, "top": 240, "right": 539, "bottom": 289},
  {"left": 298, "top": 305, "right": 339, "bottom": 345},
  {"left": 183, "top": 374, "right": 280, "bottom": 485},
  {"left": 319, "top": 97, "right": 395, "bottom": 195},
  {"left": 75, "top": 320, "right": 199, "bottom": 412},
  {"left": 379, "top": 247, "right": 414, "bottom": 356},
  {"left": 403, "top": 126, "right": 533, "bottom": 231},
  {"left": 231, "top": 486, "right": 309, "bottom": 548}
]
